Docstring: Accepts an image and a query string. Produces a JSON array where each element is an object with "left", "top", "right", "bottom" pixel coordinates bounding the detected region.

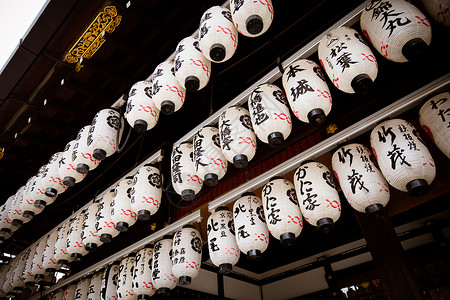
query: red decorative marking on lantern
[
  {"left": 287, "top": 215, "right": 301, "bottom": 224},
  {"left": 125, "top": 290, "right": 134, "bottom": 297},
  {"left": 361, "top": 52, "right": 378, "bottom": 69},
  {"left": 50, "top": 258, "right": 57, "bottom": 264},
  {"left": 415, "top": 15, "right": 430, "bottom": 26},
  {"left": 75, "top": 241, "right": 85, "bottom": 248},
  {"left": 217, "top": 26, "right": 237, "bottom": 47},
  {"left": 210, "top": 157, "right": 227, "bottom": 170},
  {"left": 165, "top": 84, "right": 185, "bottom": 103},
  {"left": 254, "top": 232, "right": 268, "bottom": 243},
  {"left": 362, "top": 29, "right": 372, "bottom": 44},
  {"left": 142, "top": 281, "right": 155, "bottom": 289},
  {"left": 60, "top": 249, "right": 69, "bottom": 255},
  {"left": 377, "top": 182, "right": 389, "bottom": 193},
  {"left": 189, "top": 58, "right": 211, "bottom": 79},
  {"left": 253, "top": 0, "right": 274, "bottom": 20},
  {"left": 120, "top": 209, "right": 137, "bottom": 220},
  {"left": 317, "top": 89, "right": 331, "bottom": 103},
  {"left": 421, "top": 156, "right": 435, "bottom": 167},
  {"left": 380, "top": 41, "right": 389, "bottom": 58},
  {"left": 81, "top": 152, "right": 97, "bottom": 162},
  {"left": 187, "top": 174, "right": 203, "bottom": 185},
  {"left": 225, "top": 247, "right": 239, "bottom": 257},
  {"left": 421, "top": 125, "right": 434, "bottom": 142},
  {"left": 186, "top": 261, "right": 200, "bottom": 270},
  {"left": 104, "top": 221, "right": 116, "bottom": 229},
  {"left": 98, "top": 135, "right": 116, "bottom": 150},
  {"left": 26, "top": 199, "right": 34, "bottom": 205},
  {"left": 332, "top": 74, "right": 339, "bottom": 88},
  {"left": 274, "top": 112, "right": 292, "bottom": 125},
  {"left": 14, "top": 209, "right": 22, "bottom": 215},
  {"left": 326, "top": 199, "right": 341, "bottom": 211},
  {"left": 138, "top": 104, "right": 158, "bottom": 118},
  {"left": 437, "top": 5, "right": 449, "bottom": 22},
  {"left": 292, "top": 110, "right": 300, "bottom": 119},
  {"left": 89, "top": 230, "right": 98, "bottom": 237},
  {"left": 238, "top": 136, "right": 256, "bottom": 148},
  {"left": 67, "top": 164, "right": 77, "bottom": 171},
  {"left": 142, "top": 196, "right": 160, "bottom": 209},
  {"left": 164, "top": 273, "right": 177, "bottom": 282},
  {"left": 38, "top": 188, "right": 45, "bottom": 195},
  {"left": 50, "top": 176, "right": 65, "bottom": 187}
]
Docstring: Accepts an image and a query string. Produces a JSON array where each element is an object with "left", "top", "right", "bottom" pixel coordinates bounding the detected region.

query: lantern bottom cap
[
  {"left": 63, "top": 176, "right": 76, "bottom": 187},
  {"left": 13, "top": 287, "right": 23, "bottom": 292},
  {"left": 23, "top": 210, "right": 35, "bottom": 219},
  {"left": 185, "top": 76, "right": 200, "bottom": 92},
  {"left": 351, "top": 74, "right": 373, "bottom": 95},
  {"left": 233, "top": 154, "right": 248, "bottom": 169},
  {"left": 0, "top": 228, "right": 11, "bottom": 234},
  {"left": 246, "top": 14, "right": 264, "bottom": 35},
  {"left": 219, "top": 263, "right": 233, "bottom": 274},
  {"left": 156, "top": 288, "right": 171, "bottom": 297},
  {"left": 406, "top": 179, "right": 429, "bottom": 197},
  {"left": 138, "top": 210, "right": 151, "bottom": 221},
  {"left": 161, "top": 100, "right": 175, "bottom": 115},
  {"left": 45, "top": 187, "right": 58, "bottom": 197},
  {"left": 76, "top": 163, "right": 90, "bottom": 174},
  {"left": 93, "top": 149, "right": 107, "bottom": 161},
  {"left": 57, "top": 259, "right": 69, "bottom": 266},
  {"left": 215, "top": 206, "right": 229, "bottom": 212},
  {"left": 71, "top": 253, "right": 83, "bottom": 261},
  {"left": 85, "top": 243, "right": 98, "bottom": 252},
  {"left": 280, "top": 232, "right": 297, "bottom": 247},
  {"left": 11, "top": 219, "right": 23, "bottom": 227},
  {"left": 317, "top": 217, "right": 334, "bottom": 234},
  {"left": 241, "top": 191, "right": 255, "bottom": 197},
  {"left": 178, "top": 275, "right": 192, "bottom": 285},
  {"left": 307, "top": 109, "right": 326, "bottom": 125},
  {"left": 365, "top": 204, "right": 384, "bottom": 218},
  {"left": 210, "top": 43, "right": 226, "bottom": 62},
  {"left": 181, "top": 189, "right": 196, "bottom": 201},
  {"left": 34, "top": 200, "right": 47, "bottom": 209},
  {"left": 25, "top": 281, "right": 36, "bottom": 286},
  {"left": 100, "top": 233, "right": 113, "bottom": 243},
  {"left": 268, "top": 132, "right": 284, "bottom": 147},
  {"left": 204, "top": 173, "right": 219, "bottom": 187},
  {"left": 247, "top": 249, "right": 262, "bottom": 261},
  {"left": 134, "top": 119, "right": 148, "bottom": 134},
  {"left": 137, "top": 295, "right": 151, "bottom": 300},
  {"left": 402, "top": 38, "right": 428, "bottom": 62},
  {"left": 45, "top": 268, "right": 56, "bottom": 275},
  {"left": 269, "top": 175, "right": 284, "bottom": 182},
  {"left": 116, "top": 221, "right": 129, "bottom": 232},
  {"left": 34, "top": 274, "right": 44, "bottom": 281}
]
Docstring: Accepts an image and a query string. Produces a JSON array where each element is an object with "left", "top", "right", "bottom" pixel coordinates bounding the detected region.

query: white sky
[{"left": 0, "top": 0, "right": 49, "bottom": 74}]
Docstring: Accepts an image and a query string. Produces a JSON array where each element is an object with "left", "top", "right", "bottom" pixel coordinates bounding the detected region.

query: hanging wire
[{"left": 116, "top": 100, "right": 133, "bottom": 154}]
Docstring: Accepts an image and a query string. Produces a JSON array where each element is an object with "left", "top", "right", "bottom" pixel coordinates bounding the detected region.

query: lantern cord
[
  {"left": 276, "top": 57, "right": 284, "bottom": 74},
  {"left": 209, "top": 77, "right": 214, "bottom": 116}
]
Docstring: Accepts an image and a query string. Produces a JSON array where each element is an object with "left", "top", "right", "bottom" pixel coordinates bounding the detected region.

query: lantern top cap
[
  {"left": 179, "top": 141, "right": 192, "bottom": 146},
  {"left": 300, "top": 159, "right": 315, "bottom": 166},
  {"left": 162, "top": 234, "right": 174, "bottom": 240},
  {"left": 182, "top": 224, "right": 195, "bottom": 229},
  {"left": 143, "top": 163, "right": 158, "bottom": 168},
  {"left": 241, "top": 192, "right": 255, "bottom": 197},
  {"left": 269, "top": 176, "right": 284, "bottom": 182},
  {"left": 215, "top": 206, "right": 229, "bottom": 212}
]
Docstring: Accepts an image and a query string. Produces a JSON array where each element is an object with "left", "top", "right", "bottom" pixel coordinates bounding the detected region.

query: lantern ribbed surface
[
  {"left": 420, "top": 0, "right": 450, "bottom": 26},
  {"left": 193, "top": 126, "right": 228, "bottom": 187},
  {"left": 219, "top": 106, "right": 257, "bottom": 168},
  {"left": 248, "top": 83, "right": 292, "bottom": 145},
  {"left": 282, "top": 59, "right": 332, "bottom": 125},
  {"left": 8, "top": 186, "right": 31, "bottom": 227},
  {"left": 370, "top": 119, "right": 436, "bottom": 196},
  {"left": 419, "top": 92, "right": 450, "bottom": 158},
  {"left": 293, "top": 161, "right": 341, "bottom": 232},
  {"left": 361, "top": 0, "right": 432, "bottom": 63},
  {"left": 87, "top": 270, "right": 104, "bottom": 300},
  {"left": 100, "top": 263, "right": 120, "bottom": 300},
  {"left": 96, "top": 191, "right": 120, "bottom": 243},
  {"left": 59, "top": 140, "right": 86, "bottom": 187},
  {"left": 19, "top": 176, "right": 44, "bottom": 219},
  {"left": 332, "top": 143, "right": 390, "bottom": 214},
  {"left": 230, "top": 0, "right": 273, "bottom": 37},
  {"left": 52, "top": 290, "right": 65, "bottom": 300},
  {"left": 130, "top": 165, "right": 162, "bottom": 221},
  {"left": 11, "top": 253, "right": 26, "bottom": 291},
  {"left": 318, "top": 26, "right": 378, "bottom": 94},
  {"left": 117, "top": 256, "right": 137, "bottom": 300},
  {"left": 0, "top": 266, "right": 6, "bottom": 297},
  {"left": 172, "top": 142, "right": 203, "bottom": 201},
  {"left": 73, "top": 126, "right": 100, "bottom": 174},
  {"left": 29, "top": 167, "right": 58, "bottom": 208},
  {"left": 111, "top": 178, "right": 137, "bottom": 232},
  {"left": 126, "top": 80, "right": 160, "bottom": 133},
  {"left": 41, "top": 152, "right": 68, "bottom": 197},
  {"left": 75, "top": 277, "right": 90, "bottom": 300},
  {"left": 207, "top": 207, "right": 240, "bottom": 273},
  {"left": 22, "top": 245, "right": 37, "bottom": 284},
  {"left": 0, "top": 198, "right": 16, "bottom": 237},
  {"left": 42, "top": 230, "right": 60, "bottom": 273},
  {"left": 82, "top": 202, "right": 104, "bottom": 251},
  {"left": 2, "top": 260, "right": 14, "bottom": 294},
  {"left": 152, "top": 237, "right": 178, "bottom": 294},
  {"left": 151, "top": 61, "right": 186, "bottom": 115},
  {"left": 54, "top": 221, "right": 72, "bottom": 265},
  {"left": 31, "top": 239, "right": 46, "bottom": 280},
  {"left": 63, "top": 284, "right": 77, "bottom": 300},
  {"left": 67, "top": 212, "right": 89, "bottom": 260},
  {"left": 174, "top": 36, "right": 211, "bottom": 92},
  {"left": 172, "top": 226, "right": 202, "bottom": 285},
  {"left": 262, "top": 177, "right": 303, "bottom": 246},
  {"left": 132, "top": 246, "right": 156, "bottom": 298},
  {"left": 198, "top": 6, "right": 238, "bottom": 63}
]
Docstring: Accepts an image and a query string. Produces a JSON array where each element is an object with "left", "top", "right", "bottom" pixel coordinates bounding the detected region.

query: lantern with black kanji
[
  {"left": 193, "top": 126, "right": 228, "bottom": 187},
  {"left": 22, "top": 245, "right": 37, "bottom": 285},
  {"left": 152, "top": 236, "right": 177, "bottom": 296},
  {"left": 87, "top": 269, "right": 104, "bottom": 300},
  {"left": 419, "top": 0, "right": 450, "bottom": 26},
  {"left": 174, "top": 36, "right": 211, "bottom": 92},
  {"left": 219, "top": 106, "right": 257, "bottom": 168},
  {"left": 293, "top": 161, "right": 341, "bottom": 233},
  {"left": 54, "top": 220, "right": 72, "bottom": 266},
  {"left": 73, "top": 125, "right": 101, "bottom": 174},
  {"left": 100, "top": 263, "right": 120, "bottom": 300},
  {"left": 261, "top": 176, "right": 303, "bottom": 246},
  {"left": 132, "top": 245, "right": 156, "bottom": 299},
  {"left": 126, "top": 80, "right": 160, "bottom": 133},
  {"left": 8, "top": 186, "right": 31, "bottom": 227},
  {"left": 82, "top": 201, "right": 103, "bottom": 251},
  {"left": 332, "top": 143, "right": 390, "bottom": 216},
  {"left": 31, "top": 239, "right": 46, "bottom": 282},
  {"left": 0, "top": 197, "right": 16, "bottom": 241},
  {"left": 248, "top": 83, "right": 292, "bottom": 145},
  {"left": 88, "top": 108, "right": 124, "bottom": 161},
  {"left": 29, "top": 166, "right": 58, "bottom": 209},
  {"left": 172, "top": 224, "right": 202, "bottom": 285},
  {"left": 42, "top": 229, "right": 60, "bottom": 275},
  {"left": 130, "top": 164, "right": 162, "bottom": 221},
  {"left": 198, "top": 6, "right": 238, "bottom": 63},
  {"left": 318, "top": 26, "right": 378, "bottom": 94},
  {"left": 117, "top": 254, "right": 136, "bottom": 300},
  {"left": 151, "top": 61, "right": 186, "bottom": 115},
  {"left": 63, "top": 284, "right": 77, "bottom": 300},
  {"left": 40, "top": 152, "right": 68, "bottom": 197},
  {"left": 370, "top": 119, "right": 436, "bottom": 196},
  {"left": 361, "top": 0, "right": 432, "bottom": 62},
  {"left": 67, "top": 212, "right": 89, "bottom": 261},
  {"left": 19, "top": 176, "right": 44, "bottom": 220},
  {"left": 96, "top": 190, "right": 120, "bottom": 243},
  {"left": 207, "top": 206, "right": 240, "bottom": 274},
  {"left": 58, "top": 140, "right": 86, "bottom": 187},
  {"left": 11, "top": 252, "right": 26, "bottom": 293},
  {"left": 419, "top": 92, "right": 450, "bottom": 158},
  {"left": 52, "top": 290, "right": 65, "bottom": 300},
  {"left": 111, "top": 177, "right": 137, "bottom": 232},
  {"left": 0, "top": 268, "right": 7, "bottom": 299},
  {"left": 75, "top": 277, "right": 90, "bottom": 300},
  {"left": 230, "top": 0, "right": 273, "bottom": 37},
  {"left": 171, "top": 142, "right": 203, "bottom": 201},
  {"left": 2, "top": 259, "right": 14, "bottom": 296},
  {"left": 282, "top": 59, "right": 332, "bottom": 125}
]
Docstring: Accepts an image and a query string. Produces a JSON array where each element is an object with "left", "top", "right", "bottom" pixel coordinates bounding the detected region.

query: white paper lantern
[
  {"left": 361, "top": 0, "right": 432, "bottom": 62},
  {"left": 261, "top": 177, "right": 303, "bottom": 246},
  {"left": 171, "top": 142, "right": 203, "bottom": 201},
  {"left": 419, "top": 92, "right": 450, "bottom": 158},
  {"left": 58, "top": 140, "right": 86, "bottom": 187},
  {"left": 0, "top": 266, "right": 6, "bottom": 298},
  {"left": 152, "top": 236, "right": 177, "bottom": 296},
  {"left": 54, "top": 221, "right": 72, "bottom": 266},
  {"left": 2, "top": 260, "right": 14, "bottom": 295},
  {"left": 126, "top": 80, "right": 160, "bottom": 133},
  {"left": 132, "top": 246, "right": 156, "bottom": 299},
  {"left": 420, "top": 0, "right": 450, "bottom": 26},
  {"left": 31, "top": 239, "right": 47, "bottom": 282},
  {"left": 130, "top": 164, "right": 162, "bottom": 221},
  {"left": 172, "top": 225, "right": 202, "bottom": 285},
  {"left": 87, "top": 270, "right": 104, "bottom": 300},
  {"left": 332, "top": 143, "right": 390, "bottom": 215},
  {"left": 67, "top": 212, "right": 89, "bottom": 261},
  {"left": 22, "top": 245, "right": 37, "bottom": 285},
  {"left": 52, "top": 290, "right": 65, "bottom": 300},
  {"left": 42, "top": 229, "right": 60, "bottom": 274},
  {"left": 248, "top": 83, "right": 292, "bottom": 145},
  {"left": 29, "top": 167, "right": 58, "bottom": 209},
  {"left": 219, "top": 106, "right": 257, "bottom": 168},
  {"left": 8, "top": 186, "right": 31, "bottom": 227},
  {"left": 174, "top": 36, "right": 211, "bottom": 92},
  {"left": 100, "top": 263, "right": 120, "bottom": 300},
  {"left": 318, "top": 26, "right": 378, "bottom": 94},
  {"left": 40, "top": 152, "right": 69, "bottom": 197},
  {"left": 87, "top": 108, "right": 124, "bottom": 161},
  {"left": 11, "top": 253, "right": 27, "bottom": 292},
  {"left": 193, "top": 126, "right": 228, "bottom": 187},
  {"left": 370, "top": 118, "right": 436, "bottom": 196},
  {"left": 198, "top": 6, "right": 238, "bottom": 62},
  {"left": 74, "top": 277, "right": 90, "bottom": 300},
  {"left": 0, "top": 198, "right": 16, "bottom": 240},
  {"left": 230, "top": 0, "right": 273, "bottom": 37},
  {"left": 73, "top": 126, "right": 101, "bottom": 174},
  {"left": 64, "top": 284, "right": 77, "bottom": 300},
  {"left": 96, "top": 191, "right": 120, "bottom": 243},
  {"left": 293, "top": 161, "right": 341, "bottom": 232},
  {"left": 207, "top": 206, "right": 240, "bottom": 274},
  {"left": 19, "top": 176, "right": 44, "bottom": 220},
  {"left": 82, "top": 201, "right": 104, "bottom": 252},
  {"left": 111, "top": 177, "right": 137, "bottom": 232},
  {"left": 151, "top": 61, "right": 186, "bottom": 115},
  {"left": 117, "top": 255, "right": 137, "bottom": 300}
]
